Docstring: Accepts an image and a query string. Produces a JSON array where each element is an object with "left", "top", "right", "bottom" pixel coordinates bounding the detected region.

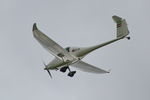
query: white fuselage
[
  {"left": 46, "top": 47, "right": 85, "bottom": 70},
  {"left": 46, "top": 37, "right": 123, "bottom": 70}
]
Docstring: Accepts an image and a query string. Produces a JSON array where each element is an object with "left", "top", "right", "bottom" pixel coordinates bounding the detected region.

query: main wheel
[
  {"left": 60, "top": 66, "right": 68, "bottom": 73},
  {"left": 68, "top": 71, "right": 76, "bottom": 77}
]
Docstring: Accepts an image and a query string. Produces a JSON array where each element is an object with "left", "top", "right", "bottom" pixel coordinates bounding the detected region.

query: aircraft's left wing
[
  {"left": 32, "top": 23, "right": 75, "bottom": 61},
  {"left": 71, "top": 61, "right": 110, "bottom": 74}
]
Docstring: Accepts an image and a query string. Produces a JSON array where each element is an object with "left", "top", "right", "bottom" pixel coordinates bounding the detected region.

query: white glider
[{"left": 32, "top": 15, "right": 130, "bottom": 78}]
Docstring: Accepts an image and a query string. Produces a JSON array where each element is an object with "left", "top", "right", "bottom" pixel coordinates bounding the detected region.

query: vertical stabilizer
[{"left": 112, "top": 15, "right": 129, "bottom": 38}]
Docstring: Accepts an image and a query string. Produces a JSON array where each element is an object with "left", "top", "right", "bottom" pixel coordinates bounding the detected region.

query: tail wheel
[{"left": 126, "top": 36, "right": 130, "bottom": 40}]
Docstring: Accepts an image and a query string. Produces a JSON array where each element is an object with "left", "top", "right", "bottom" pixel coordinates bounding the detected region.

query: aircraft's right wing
[
  {"left": 71, "top": 61, "right": 110, "bottom": 74},
  {"left": 32, "top": 23, "right": 75, "bottom": 61}
]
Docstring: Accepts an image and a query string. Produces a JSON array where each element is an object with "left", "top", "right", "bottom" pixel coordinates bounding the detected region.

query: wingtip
[{"left": 32, "top": 23, "right": 38, "bottom": 31}]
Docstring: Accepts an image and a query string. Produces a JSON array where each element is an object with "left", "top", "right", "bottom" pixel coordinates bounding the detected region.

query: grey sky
[{"left": 0, "top": 0, "right": 150, "bottom": 100}]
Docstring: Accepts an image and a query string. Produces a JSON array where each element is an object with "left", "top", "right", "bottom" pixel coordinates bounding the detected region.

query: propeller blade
[
  {"left": 47, "top": 69, "right": 52, "bottom": 78},
  {"left": 42, "top": 60, "right": 52, "bottom": 78},
  {"left": 42, "top": 60, "right": 46, "bottom": 66}
]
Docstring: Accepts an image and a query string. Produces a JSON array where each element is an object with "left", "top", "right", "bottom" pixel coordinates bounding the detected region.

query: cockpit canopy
[{"left": 65, "top": 47, "right": 80, "bottom": 52}]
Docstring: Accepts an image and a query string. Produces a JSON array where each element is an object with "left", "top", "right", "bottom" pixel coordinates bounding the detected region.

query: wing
[
  {"left": 32, "top": 23, "right": 75, "bottom": 61},
  {"left": 71, "top": 61, "right": 109, "bottom": 74}
]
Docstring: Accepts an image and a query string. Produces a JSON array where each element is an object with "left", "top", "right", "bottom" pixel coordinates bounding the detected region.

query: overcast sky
[{"left": 0, "top": 0, "right": 150, "bottom": 100}]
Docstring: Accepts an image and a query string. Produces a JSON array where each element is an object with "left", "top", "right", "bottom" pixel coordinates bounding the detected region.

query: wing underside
[
  {"left": 71, "top": 61, "right": 109, "bottom": 74},
  {"left": 32, "top": 23, "right": 75, "bottom": 61}
]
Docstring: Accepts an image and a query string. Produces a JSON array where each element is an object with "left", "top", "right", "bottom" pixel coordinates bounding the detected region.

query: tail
[{"left": 112, "top": 15, "right": 129, "bottom": 38}]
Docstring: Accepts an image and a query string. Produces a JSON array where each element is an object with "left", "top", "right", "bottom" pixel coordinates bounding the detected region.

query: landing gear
[
  {"left": 60, "top": 66, "right": 68, "bottom": 73},
  {"left": 67, "top": 67, "right": 76, "bottom": 77},
  {"left": 68, "top": 71, "right": 76, "bottom": 77},
  {"left": 126, "top": 36, "right": 130, "bottom": 40},
  {"left": 60, "top": 66, "right": 76, "bottom": 77}
]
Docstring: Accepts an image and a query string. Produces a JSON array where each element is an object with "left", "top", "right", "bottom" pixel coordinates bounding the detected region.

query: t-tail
[
  {"left": 75, "top": 15, "right": 130, "bottom": 57},
  {"left": 112, "top": 15, "right": 130, "bottom": 39}
]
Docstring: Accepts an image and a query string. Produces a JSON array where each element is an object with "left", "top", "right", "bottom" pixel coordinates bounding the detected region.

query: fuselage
[
  {"left": 46, "top": 46, "right": 91, "bottom": 70},
  {"left": 46, "top": 37, "right": 123, "bottom": 70}
]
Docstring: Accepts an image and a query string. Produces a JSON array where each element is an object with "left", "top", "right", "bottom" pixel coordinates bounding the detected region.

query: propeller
[
  {"left": 46, "top": 69, "right": 52, "bottom": 78},
  {"left": 42, "top": 61, "right": 52, "bottom": 78}
]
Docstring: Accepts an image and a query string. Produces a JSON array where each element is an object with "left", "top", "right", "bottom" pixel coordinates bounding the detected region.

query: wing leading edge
[
  {"left": 71, "top": 61, "right": 110, "bottom": 74},
  {"left": 32, "top": 23, "right": 75, "bottom": 61}
]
